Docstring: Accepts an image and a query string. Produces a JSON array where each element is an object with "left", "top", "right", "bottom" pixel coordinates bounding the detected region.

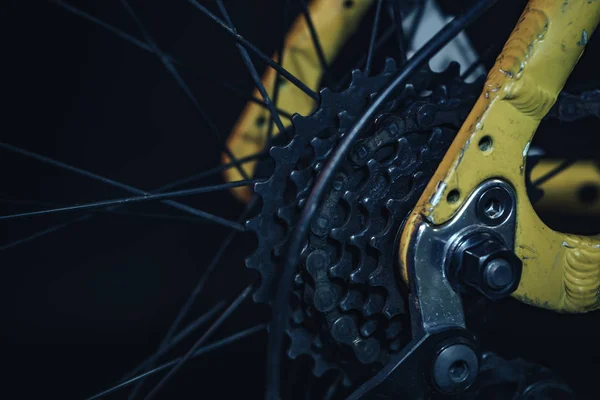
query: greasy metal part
[
  {"left": 247, "top": 60, "right": 481, "bottom": 383},
  {"left": 346, "top": 179, "right": 523, "bottom": 399},
  {"left": 531, "top": 160, "right": 600, "bottom": 215},
  {"left": 223, "top": 0, "right": 374, "bottom": 201},
  {"left": 346, "top": 328, "right": 477, "bottom": 400},
  {"left": 546, "top": 89, "right": 600, "bottom": 121},
  {"left": 431, "top": 342, "right": 479, "bottom": 394},
  {"left": 410, "top": 180, "right": 516, "bottom": 332},
  {"left": 450, "top": 231, "right": 523, "bottom": 301},
  {"left": 399, "top": 0, "right": 600, "bottom": 313},
  {"left": 476, "top": 352, "right": 578, "bottom": 400}
]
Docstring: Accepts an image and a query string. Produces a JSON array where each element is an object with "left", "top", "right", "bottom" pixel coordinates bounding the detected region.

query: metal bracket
[
  {"left": 347, "top": 179, "right": 518, "bottom": 399},
  {"left": 408, "top": 179, "right": 517, "bottom": 335}
]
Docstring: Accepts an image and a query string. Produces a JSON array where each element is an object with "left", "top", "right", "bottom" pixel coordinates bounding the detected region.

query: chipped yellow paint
[
  {"left": 399, "top": 0, "right": 600, "bottom": 312},
  {"left": 223, "top": 0, "right": 374, "bottom": 202},
  {"left": 532, "top": 160, "right": 600, "bottom": 215}
]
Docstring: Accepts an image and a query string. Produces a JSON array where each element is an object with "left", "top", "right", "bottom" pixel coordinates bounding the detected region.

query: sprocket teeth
[
  {"left": 383, "top": 57, "right": 397, "bottom": 74},
  {"left": 351, "top": 69, "right": 364, "bottom": 83},
  {"left": 287, "top": 326, "right": 314, "bottom": 359},
  {"left": 444, "top": 60, "right": 461, "bottom": 77},
  {"left": 312, "top": 353, "right": 341, "bottom": 378},
  {"left": 246, "top": 57, "right": 478, "bottom": 384},
  {"left": 292, "top": 308, "right": 305, "bottom": 324},
  {"left": 385, "top": 321, "right": 404, "bottom": 339},
  {"left": 363, "top": 293, "right": 384, "bottom": 316},
  {"left": 244, "top": 216, "right": 259, "bottom": 231},
  {"left": 290, "top": 113, "right": 309, "bottom": 132},
  {"left": 277, "top": 203, "right": 296, "bottom": 226},
  {"left": 341, "top": 289, "right": 363, "bottom": 312},
  {"left": 360, "top": 320, "right": 378, "bottom": 337},
  {"left": 330, "top": 250, "right": 353, "bottom": 279},
  {"left": 269, "top": 144, "right": 286, "bottom": 160},
  {"left": 290, "top": 169, "right": 311, "bottom": 190},
  {"left": 337, "top": 110, "right": 355, "bottom": 133},
  {"left": 403, "top": 83, "right": 416, "bottom": 97},
  {"left": 319, "top": 87, "right": 334, "bottom": 108},
  {"left": 311, "top": 136, "right": 335, "bottom": 160}
]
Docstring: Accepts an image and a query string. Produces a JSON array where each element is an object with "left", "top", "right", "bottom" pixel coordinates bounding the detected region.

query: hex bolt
[
  {"left": 483, "top": 198, "right": 504, "bottom": 219},
  {"left": 476, "top": 186, "right": 513, "bottom": 226},
  {"left": 484, "top": 259, "right": 515, "bottom": 290},
  {"left": 449, "top": 232, "right": 523, "bottom": 300},
  {"left": 432, "top": 344, "right": 479, "bottom": 394},
  {"left": 357, "top": 146, "right": 368, "bottom": 159}
]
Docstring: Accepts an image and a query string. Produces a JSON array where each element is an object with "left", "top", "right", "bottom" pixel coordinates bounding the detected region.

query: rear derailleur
[{"left": 348, "top": 180, "right": 577, "bottom": 400}]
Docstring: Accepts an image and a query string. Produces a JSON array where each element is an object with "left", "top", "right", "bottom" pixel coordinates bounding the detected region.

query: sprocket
[{"left": 246, "top": 59, "right": 482, "bottom": 384}]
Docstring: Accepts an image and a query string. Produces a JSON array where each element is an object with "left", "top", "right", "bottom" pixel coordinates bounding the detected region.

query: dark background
[{"left": 4, "top": 1, "right": 599, "bottom": 399}]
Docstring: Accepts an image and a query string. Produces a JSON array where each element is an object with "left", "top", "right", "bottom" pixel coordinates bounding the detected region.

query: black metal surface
[
  {"left": 247, "top": 61, "right": 482, "bottom": 385},
  {"left": 267, "top": 2, "right": 498, "bottom": 397},
  {"left": 346, "top": 328, "right": 478, "bottom": 400},
  {"left": 476, "top": 352, "right": 579, "bottom": 400},
  {"left": 5, "top": 1, "right": 600, "bottom": 399},
  {"left": 547, "top": 90, "right": 600, "bottom": 122},
  {"left": 431, "top": 341, "right": 479, "bottom": 394},
  {"left": 450, "top": 232, "right": 522, "bottom": 301},
  {"left": 390, "top": 0, "right": 407, "bottom": 65}
]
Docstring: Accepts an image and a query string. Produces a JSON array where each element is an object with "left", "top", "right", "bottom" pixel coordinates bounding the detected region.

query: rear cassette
[{"left": 246, "top": 59, "right": 482, "bottom": 384}]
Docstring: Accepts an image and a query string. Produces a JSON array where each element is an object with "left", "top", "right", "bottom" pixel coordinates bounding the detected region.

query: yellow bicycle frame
[
  {"left": 224, "top": 0, "right": 600, "bottom": 313},
  {"left": 399, "top": 0, "right": 600, "bottom": 313}
]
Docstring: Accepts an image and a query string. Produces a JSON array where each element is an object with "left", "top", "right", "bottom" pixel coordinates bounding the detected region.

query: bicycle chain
[
  {"left": 246, "top": 59, "right": 482, "bottom": 383},
  {"left": 547, "top": 89, "right": 600, "bottom": 121}
]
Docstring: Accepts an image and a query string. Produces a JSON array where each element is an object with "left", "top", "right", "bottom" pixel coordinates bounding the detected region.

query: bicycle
[{"left": 4, "top": 0, "right": 599, "bottom": 399}]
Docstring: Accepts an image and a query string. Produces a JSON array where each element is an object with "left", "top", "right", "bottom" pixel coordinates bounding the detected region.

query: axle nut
[{"left": 450, "top": 232, "right": 522, "bottom": 300}]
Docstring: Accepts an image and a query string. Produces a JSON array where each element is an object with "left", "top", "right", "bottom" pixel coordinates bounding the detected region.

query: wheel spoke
[
  {"left": 406, "top": 0, "right": 425, "bottom": 48},
  {"left": 215, "top": 0, "right": 286, "bottom": 137},
  {"left": 0, "top": 179, "right": 258, "bottom": 223},
  {"left": 219, "top": 78, "right": 294, "bottom": 120},
  {"left": 0, "top": 145, "right": 265, "bottom": 250},
  {"left": 85, "top": 324, "right": 266, "bottom": 400},
  {"left": 124, "top": 301, "right": 225, "bottom": 399},
  {"left": 0, "top": 199, "right": 219, "bottom": 223},
  {"left": 299, "top": 0, "right": 331, "bottom": 86},
  {"left": 0, "top": 216, "right": 87, "bottom": 252},
  {"left": 186, "top": 0, "right": 319, "bottom": 101},
  {"left": 391, "top": 0, "right": 407, "bottom": 64},
  {"left": 51, "top": 1, "right": 293, "bottom": 121},
  {"left": 156, "top": 151, "right": 267, "bottom": 193},
  {"left": 130, "top": 302, "right": 226, "bottom": 376},
  {"left": 0, "top": 142, "right": 155, "bottom": 197},
  {"left": 119, "top": 0, "right": 251, "bottom": 182},
  {"left": 0, "top": 142, "right": 254, "bottom": 229},
  {"left": 334, "top": 23, "right": 396, "bottom": 91},
  {"left": 143, "top": 283, "right": 255, "bottom": 400},
  {"left": 533, "top": 159, "right": 577, "bottom": 187},
  {"left": 125, "top": 196, "right": 258, "bottom": 397},
  {"left": 365, "top": 0, "right": 384, "bottom": 77},
  {"left": 324, "top": 373, "right": 343, "bottom": 400},
  {"left": 267, "top": 0, "right": 290, "bottom": 145},
  {"left": 52, "top": 0, "right": 156, "bottom": 56}
]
